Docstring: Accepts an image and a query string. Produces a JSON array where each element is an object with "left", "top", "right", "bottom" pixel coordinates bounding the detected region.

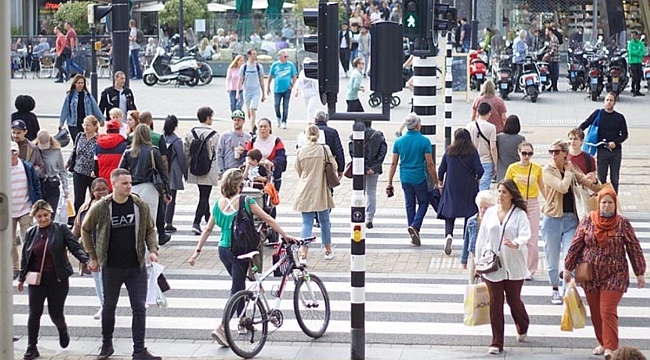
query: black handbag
[
  {"left": 150, "top": 150, "right": 169, "bottom": 196},
  {"left": 476, "top": 208, "right": 514, "bottom": 275},
  {"left": 42, "top": 176, "right": 61, "bottom": 188}
]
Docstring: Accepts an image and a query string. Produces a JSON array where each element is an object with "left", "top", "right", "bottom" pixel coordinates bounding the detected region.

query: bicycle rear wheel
[
  {"left": 293, "top": 273, "right": 330, "bottom": 338},
  {"left": 223, "top": 290, "right": 268, "bottom": 359}
]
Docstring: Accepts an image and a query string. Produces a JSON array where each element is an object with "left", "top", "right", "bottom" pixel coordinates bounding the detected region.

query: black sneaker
[
  {"left": 158, "top": 233, "right": 171, "bottom": 246},
  {"left": 132, "top": 349, "right": 162, "bottom": 360},
  {"left": 191, "top": 224, "right": 202, "bottom": 235},
  {"left": 637, "top": 92, "right": 645, "bottom": 97},
  {"left": 95, "top": 344, "right": 114, "bottom": 360},
  {"left": 164, "top": 225, "right": 177, "bottom": 233},
  {"left": 58, "top": 326, "right": 70, "bottom": 348},
  {"left": 365, "top": 222, "right": 373, "bottom": 229},
  {"left": 23, "top": 344, "right": 39, "bottom": 360}
]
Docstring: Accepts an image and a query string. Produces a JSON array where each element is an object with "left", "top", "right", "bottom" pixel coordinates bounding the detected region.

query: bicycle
[{"left": 222, "top": 237, "right": 330, "bottom": 359}]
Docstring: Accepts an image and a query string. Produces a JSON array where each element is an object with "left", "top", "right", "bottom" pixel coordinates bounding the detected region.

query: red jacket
[{"left": 96, "top": 133, "right": 128, "bottom": 190}]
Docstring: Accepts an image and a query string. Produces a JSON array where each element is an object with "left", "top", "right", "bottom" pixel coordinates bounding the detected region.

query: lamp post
[{"left": 179, "top": 0, "right": 185, "bottom": 57}]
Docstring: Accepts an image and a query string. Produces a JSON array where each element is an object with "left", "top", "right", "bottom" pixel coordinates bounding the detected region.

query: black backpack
[
  {"left": 188, "top": 129, "right": 216, "bottom": 176},
  {"left": 231, "top": 196, "right": 260, "bottom": 257},
  {"left": 136, "top": 29, "right": 145, "bottom": 45}
]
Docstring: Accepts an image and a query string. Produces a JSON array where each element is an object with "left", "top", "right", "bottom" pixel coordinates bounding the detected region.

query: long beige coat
[{"left": 294, "top": 143, "right": 336, "bottom": 212}]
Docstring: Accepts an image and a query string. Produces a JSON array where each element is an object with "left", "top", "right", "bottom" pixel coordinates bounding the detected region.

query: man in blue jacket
[{"left": 10, "top": 141, "right": 42, "bottom": 279}]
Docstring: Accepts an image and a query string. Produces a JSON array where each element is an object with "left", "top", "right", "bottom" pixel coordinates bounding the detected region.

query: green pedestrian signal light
[{"left": 403, "top": 0, "right": 420, "bottom": 38}]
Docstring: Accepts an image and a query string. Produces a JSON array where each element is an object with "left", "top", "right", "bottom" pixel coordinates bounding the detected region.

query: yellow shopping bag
[
  {"left": 463, "top": 282, "right": 491, "bottom": 326},
  {"left": 565, "top": 280, "right": 587, "bottom": 329},
  {"left": 66, "top": 198, "right": 76, "bottom": 218},
  {"left": 560, "top": 306, "right": 573, "bottom": 332}
]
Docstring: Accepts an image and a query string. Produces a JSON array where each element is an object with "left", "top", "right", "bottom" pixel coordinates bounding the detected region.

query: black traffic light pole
[
  {"left": 90, "top": 24, "right": 98, "bottom": 100},
  {"left": 112, "top": 0, "right": 130, "bottom": 87}
]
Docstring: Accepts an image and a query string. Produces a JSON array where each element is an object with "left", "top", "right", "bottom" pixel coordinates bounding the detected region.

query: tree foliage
[
  {"left": 54, "top": 1, "right": 91, "bottom": 35},
  {"left": 159, "top": 0, "right": 210, "bottom": 31}
]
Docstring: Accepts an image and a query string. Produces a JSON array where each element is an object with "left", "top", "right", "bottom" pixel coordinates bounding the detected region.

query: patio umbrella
[
  {"left": 266, "top": 0, "right": 284, "bottom": 33},
  {"left": 236, "top": 0, "right": 254, "bottom": 38}
]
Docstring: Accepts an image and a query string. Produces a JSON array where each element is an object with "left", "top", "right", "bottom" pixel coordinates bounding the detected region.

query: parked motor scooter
[
  {"left": 587, "top": 52, "right": 607, "bottom": 101},
  {"left": 532, "top": 44, "right": 551, "bottom": 92},
  {"left": 519, "top": 55, "right": 541, "bottom": 102},
  {"left": 567, "top": 47, "right": 588, "bottom": 91},
  {"left": 605, "top": 49, "right": 629, "bottom": 98},
  {"left": 142, "top": 48, "right": 200, "bottom": 87},
  {"left": 494, "top": 53, "right": 515, "bottom": 100},
  {"left": 469, "top": 49, "right": 488, "bottom": 91}
]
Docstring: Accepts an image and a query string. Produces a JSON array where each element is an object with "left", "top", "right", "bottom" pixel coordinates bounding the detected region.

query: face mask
[{"left": 599, "top": 210, "right": 616, "bottom": 218}]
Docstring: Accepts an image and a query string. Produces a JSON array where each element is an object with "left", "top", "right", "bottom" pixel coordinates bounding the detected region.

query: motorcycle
[
  {"left": 586, "top": 52, "right": 608, "bottom": 101},
  {"left": 605, "top": 49, "right": 629, "bottom": 98},
  {"left": 183, "top": 45, "right": 214, "bottom": 85},
  {"left": 643, "top": 54, "right": 650, "bottom": 92},
  {"left": 519, "top": 55, "right": 541, "bottom": 102},
  {"left": 143, "top": 48, "right": 200, "bottom": 87},
  {"left": 567, "top": 47, "right": 588, "bottom": 91},
  {"left": 469, "top": 49, "right": 488, "bottom": 91},
  {"left": 532, "top": 45, "right": 551, "bottom": 92},
  {"left": 494, "top": 53, "right": 515, "bottom": 100}
]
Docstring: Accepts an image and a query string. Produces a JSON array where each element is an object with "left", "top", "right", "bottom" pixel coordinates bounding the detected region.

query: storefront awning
[
  {"left": 207, "top": 3, "right": 235, "bottom": 12},
  {"left": 224, "top": 0, "right": 293, "bottom": 10},
  {"left": 132, "top": 3, "right": 164, "bottom": 12}
]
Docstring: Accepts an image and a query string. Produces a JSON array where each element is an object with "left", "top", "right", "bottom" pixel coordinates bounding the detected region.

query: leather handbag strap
[
  {"left": 497, "top": 207, "right": 515, "bottom": 252},
  {"left": 38, "top": 234, "right": 50, "bottom": 274},
  {"left": 525, "top": 164, "right": 532, "bottom": 200}
]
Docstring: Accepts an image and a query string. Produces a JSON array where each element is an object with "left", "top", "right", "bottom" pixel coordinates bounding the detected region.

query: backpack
[
  {"left": 230, "top": 196, "right": 260, "bottom": 257},
  {"left": 242, "top": 62, "right": 262, "bottom": 81},
  {"left": 188, "top": 129, "right": 217, "bottom": 176},
  {"left": 136, "top": 29, "right": 145, "bottom": 45}
]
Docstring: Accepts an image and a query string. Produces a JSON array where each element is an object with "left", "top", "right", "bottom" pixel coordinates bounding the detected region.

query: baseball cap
[
  {"left": 106, "top": 119, "right": 121, "bottom": 132},
  {"left": 231, "top": 110, "right": 245, "bottom": 119},
  {"left": 11, "top": 141, "right": 19, "bottom": 152},
  {"left": 11, "top": 119, "right": 27, "bottom": 130},
  {"left": 37, "top": 130, "right": 51, "bottom": 150}
]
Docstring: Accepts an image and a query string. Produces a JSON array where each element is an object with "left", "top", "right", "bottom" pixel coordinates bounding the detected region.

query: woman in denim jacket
[
  {"left": 58, "top": 74, "right": 105, "bottom": 143},
  {"left": 461, "top": 190, "right": 495, "bottom": 284}
]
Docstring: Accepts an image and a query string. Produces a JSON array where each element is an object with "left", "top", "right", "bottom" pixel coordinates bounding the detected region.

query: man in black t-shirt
[
  {"left": 82, "top": 168, "right": 161, "bottom": 360},
  {"left": 579, "top": 92, "right": 628, "bottom": 193}
]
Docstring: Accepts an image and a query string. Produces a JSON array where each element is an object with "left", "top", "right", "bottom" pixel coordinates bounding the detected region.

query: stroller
[{"left": 240, "top": 161, "right": 280, "bottom": 246}]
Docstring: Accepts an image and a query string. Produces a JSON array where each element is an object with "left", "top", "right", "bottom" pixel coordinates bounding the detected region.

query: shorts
[{"left": 244, "top": 92, "right": 261, "bottom": 110}]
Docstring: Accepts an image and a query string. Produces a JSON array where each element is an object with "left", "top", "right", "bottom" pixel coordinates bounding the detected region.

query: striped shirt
[{"left": 11, "top": 161, "right": 31, "bottom": 218}]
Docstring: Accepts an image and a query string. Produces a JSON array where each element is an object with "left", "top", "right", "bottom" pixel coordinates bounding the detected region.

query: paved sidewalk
[{"left": 14, "top": 337, "right": 649, "bottom": 359}]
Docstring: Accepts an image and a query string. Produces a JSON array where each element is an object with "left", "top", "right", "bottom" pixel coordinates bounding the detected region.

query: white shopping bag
[{"left": 146, "top": 263, "right": 167, "bottom": 308}]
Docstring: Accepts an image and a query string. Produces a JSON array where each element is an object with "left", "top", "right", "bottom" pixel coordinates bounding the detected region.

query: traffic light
[
  {"left": 87, "top": 3, "right": 112, "bottom": 25},
  {"left": 434, "top": 3, "right": 457, "bottom": 31},
  {"left": 403, "top": 0, "right": 433, "bottom": 40},
  {"left": 303, "top": 2, "right": 339, "bottom": 105}
]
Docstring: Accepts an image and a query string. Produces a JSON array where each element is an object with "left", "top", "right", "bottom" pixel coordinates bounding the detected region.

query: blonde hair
[
  {"left": 84, "top": 115, "right": 99, "bottom": 133},
  {"left": 305, "top": 124, "right": 320, "bottom": 143},
  {"left": 229, "top": 54, "right": 245, "bottom": 69},
  {"left": 109, "top": 107, "right": 124, "bottom": 119},
  {"left": 479, "top": 79, "right": 496, "bottom": 97},
  {"left": 30, "top": 199, "right": 53, "bottom": 217},
  {"left": 130, "top": 124, "right": 152, "bottom": 157},
  {"left": 550, "top": 138, "right": 569, "bottom": 153},
  {"left": 221, "top": 168, "right": 244, "bottom": 198}
]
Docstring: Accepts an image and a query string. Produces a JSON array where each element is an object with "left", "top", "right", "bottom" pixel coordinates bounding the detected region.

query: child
[
  {"left": 462, "top": 190, "right": 496, "bottom": 284},
  {"left": 108, "top": 107, "right": 127, "bottom": 138},
  {"left": 243, "top": 149, "right": 268, "bottom": 188}
]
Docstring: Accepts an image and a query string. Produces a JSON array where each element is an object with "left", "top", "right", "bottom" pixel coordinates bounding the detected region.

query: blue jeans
[
  {"left": 301, "top": 210, "right": 331, "bottom": 246},
  {"left": 229, "top": 90, "right": 243, "bottom": 112},
  {"left": 274, "top": 90, "right": 291, "bottom": 124},
  {"left": 218, "top": 246, "right": 249, "bottom": 297},
  {"left": 462, "top": 40, "right": 471, "bottom": 53},
  {"left": 130, "top": 49, "right": 142, "bottom": 79},
  {"left": 65, "top": 55, "right": 84, "bottom": 78},
  {"left": 101, "top": 266, "right": 147, "bottom": 353},
  {"left": 401, "top": 181, "right": 429, "bottom": 230},
  {"left": 479, "top": 162, "right": 494, "bottom": 191},
  {"left": 542, "top": 213, "right": 578, "bottom": 291}
]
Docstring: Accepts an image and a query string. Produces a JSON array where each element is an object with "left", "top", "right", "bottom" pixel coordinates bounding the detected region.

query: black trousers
[
  {"left": 194, "top": 185, "right": 212, "bottom": 226},
  {"left": 630, "top": 63, "right": 643, "bottom": 94},
  {"left": 339, "top": 48, "right": 350, "bottom": 73},
  {"left": 41, "top": 181, "right": 61, "bottom": 219},
  {"left": 102, "top": 266, "right": 148, "bottom": 354},
  {"left": 445, "top": 217, "right": 470, "bottom": 238},
  {"left": 597, "top": 148, "right": 622, "bottom": 193},
  {"left": 72, "top": 172, "right": 94, "bottom": 214},
  {"left": 549, "top": 61, "right": 560, "bottom": 91},
  {"left": 165, "top": 189, "right": 177, "bottom": 225},
  {"left": 156, "top": 194, "right": 166, "bottom": 240},
  {"left": 346, "top": 99, "right": 364, "bottom": 112},
  {"left": 28, "top": 272, "right": 69, "bottom": 345},
  {"left": 68, "top": 126, "right": 83, "bottom": 145},
  {"left": 54, "top": 55, "right": 67, "bottom": 81}
]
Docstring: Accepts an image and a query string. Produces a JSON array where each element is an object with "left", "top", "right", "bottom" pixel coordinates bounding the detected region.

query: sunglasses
[
  {"left": 520, "top": 151, "right": 533, "bottom": 157},
  {"left": 548, "top": 149, "right": 563, "bottom": 155}
]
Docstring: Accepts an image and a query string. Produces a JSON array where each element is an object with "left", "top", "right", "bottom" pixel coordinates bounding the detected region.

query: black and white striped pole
[
  {"left": 413, "top": 56, "right": 438, "bottom": 159},
  {"left": 444, "top": 30, "right": 453, "bottom": 148},
  {"left": 350, "top": 119, "right": 366, "bottom": 360}
]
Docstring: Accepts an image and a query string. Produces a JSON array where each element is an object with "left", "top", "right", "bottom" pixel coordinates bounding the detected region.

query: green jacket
[
  {"left": 81, "top": 193, "right": 158, "bottom": 268},
  {"left": 627, "top": 39, "right": 645, "bottom": 64}
]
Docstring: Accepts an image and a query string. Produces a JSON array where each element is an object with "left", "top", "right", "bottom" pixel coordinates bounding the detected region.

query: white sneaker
[
  {"left": 516, "top": 333, "right": 527, "bottom": 342},
  {"left": 324, "top": 251, "right": 335, "bottom": 260},
  {"left": 211, "top": 324, "right": 228, "bottom": 347},
  {"left": 299, "top": 257, "right": 308, "bottom": 267},
  {"left": 551, "top": 290, "right": 563, "bottom": 305},
  {"left": 93, "top": 307, "right": 102, "bottom": 320},
  {"left": 281, "top": 122, "right": 287, "bottom": 129},
  {"left": 488, "top": 346, "right": 501, "bottom": 354}
]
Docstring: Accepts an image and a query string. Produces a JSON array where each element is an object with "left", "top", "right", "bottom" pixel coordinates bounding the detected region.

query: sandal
[{"left": 592, "top": 346, "right": 605, "bottom": 355}]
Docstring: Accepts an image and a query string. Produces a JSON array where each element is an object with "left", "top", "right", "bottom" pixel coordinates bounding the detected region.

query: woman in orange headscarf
[{"left": 564, "top": 188, "right": 646, "bottom": 359}]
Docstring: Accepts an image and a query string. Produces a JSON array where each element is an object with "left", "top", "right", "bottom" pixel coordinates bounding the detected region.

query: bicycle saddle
[{"left": 237, "top": 250, "right": 260, "bottom": 260}]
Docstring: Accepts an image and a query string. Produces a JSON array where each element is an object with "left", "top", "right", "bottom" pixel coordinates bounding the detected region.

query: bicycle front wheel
[
  {"left": 293, "top": 273, "right": 330, "bottom": 338},
  {"left": 223, "top": 290, "right": 268, "bottom": 359}
]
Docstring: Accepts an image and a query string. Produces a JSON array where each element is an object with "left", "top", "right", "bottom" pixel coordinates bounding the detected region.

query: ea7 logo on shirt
[{"left": 112, "top": 214, "right": 135, "bottom": 228}]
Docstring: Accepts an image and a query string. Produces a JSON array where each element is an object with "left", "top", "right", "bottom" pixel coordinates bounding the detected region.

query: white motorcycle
[{"left": 143, "top": 48, "right": 200, "bottom": 87}]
